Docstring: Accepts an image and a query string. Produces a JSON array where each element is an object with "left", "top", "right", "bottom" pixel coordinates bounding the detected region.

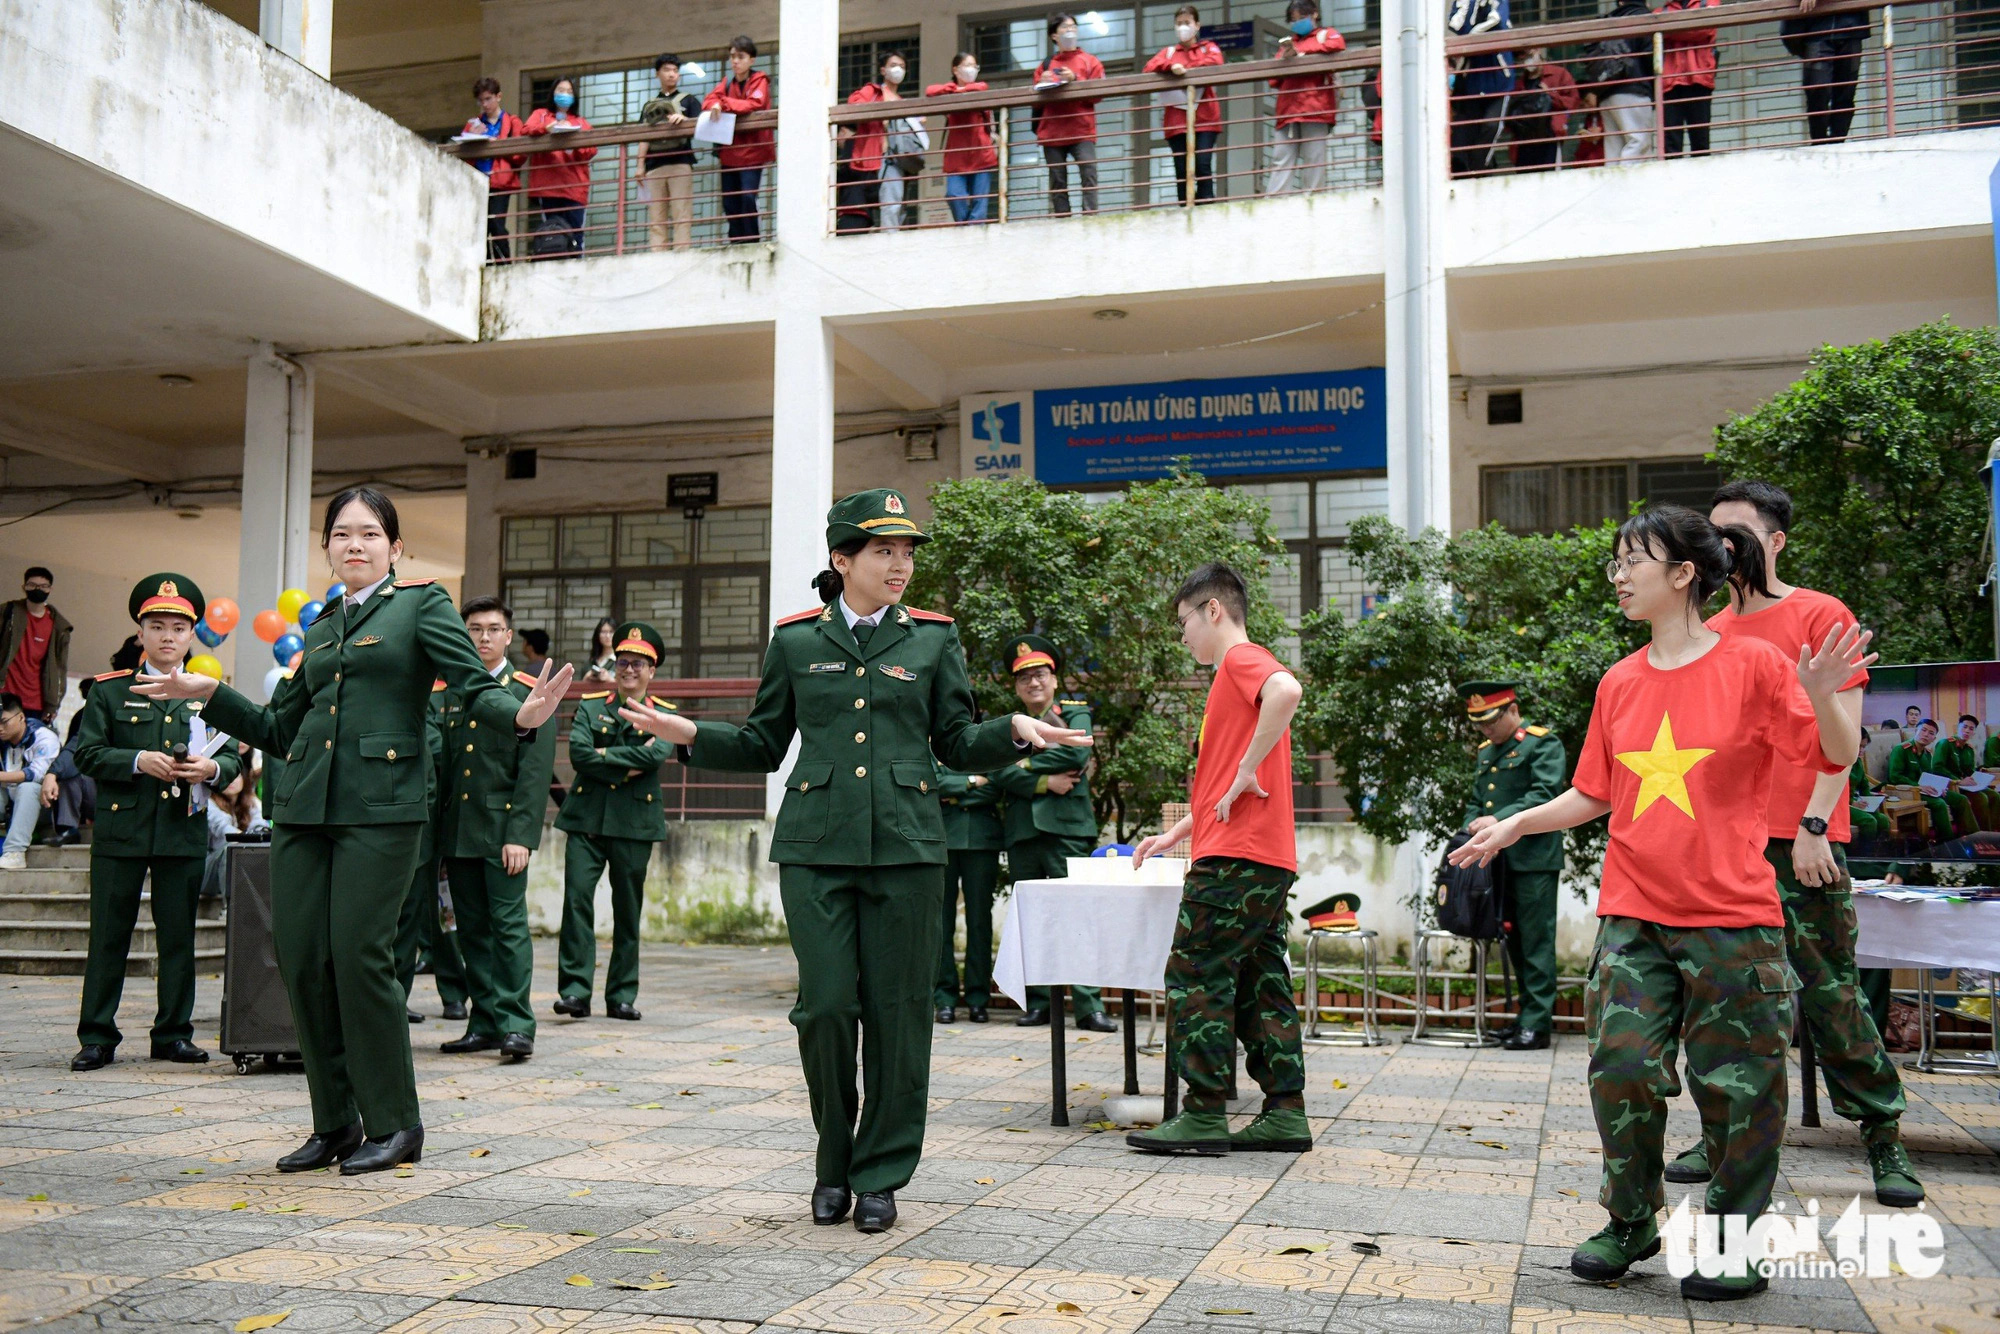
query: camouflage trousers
[
  {"left": 1586, "top": 915, "right": 1797, "bottom": 1226},
  {"left": 1164, "top": 856, "right": 1306, "bottom": 1114}
]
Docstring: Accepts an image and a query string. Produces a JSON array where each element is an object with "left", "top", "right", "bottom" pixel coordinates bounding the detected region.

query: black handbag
[{"left": 1435, "top": 832, "right": 1505, "bottom": 940}]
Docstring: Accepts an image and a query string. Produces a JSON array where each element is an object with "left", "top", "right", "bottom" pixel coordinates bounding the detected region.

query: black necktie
[{"left": 853, "top": 620, "right": 875, "bottom": 648}]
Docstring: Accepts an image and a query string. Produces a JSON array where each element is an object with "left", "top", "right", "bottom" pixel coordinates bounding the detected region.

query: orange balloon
[
  {"left": 287, "top": 651, "right": 303, "bottom": 670},
  {"left": 205, "top": 598, "right": 240, "bottom": 634},
  {"left": 252, "top": 609, "right": 287, "bottom": 643}
]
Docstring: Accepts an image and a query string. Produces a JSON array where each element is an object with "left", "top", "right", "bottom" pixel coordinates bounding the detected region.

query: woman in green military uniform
[
  {"left": 620, "top": 489, "right": 1089, "bottom": 1234},
  {"left": 71, "top": 574, "right": 243, "bottom": 1071},
  {"left": 133, "top": 488, "right": 570, "bottom": 1174}
]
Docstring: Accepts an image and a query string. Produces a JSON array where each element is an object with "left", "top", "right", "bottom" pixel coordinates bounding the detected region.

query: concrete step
[
  {"left": 0, "top": 947, "right": 225, "bottom": 978},
  {"left": 23, "top": 844, "right": 89, "bottom": 870},
  {"left": 0, "top": 867, "right": 89, "bottom": 895},
  {"left": 0, "top": 918, "right": 225, "bottom": 956},
  {"left": 0, "top": 893, "right": 94, "bottom": 922}
]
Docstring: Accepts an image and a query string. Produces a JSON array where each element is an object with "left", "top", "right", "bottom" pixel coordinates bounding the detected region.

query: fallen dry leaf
[
  {"left": 676, "top": 1090, "right": 699, "bottom": 1097},
  {"left": 565, "top": 1273, "right": 593, "bottom": 1288},
  {"left": 1275, "top": 1243, "right": 1328, "bottom": 1255},
  {"left": 468, "top": 1148, "right": 491, "bottom": 1158},
  {"left": 1005, "top": 1128, "right": 1029, "bottom": 1134},
  {"left": 974, "top": 1178, "right": 995, "bottom": 1186},
  {"left": 1331, "top": 1078, "right": 1347, "bottom": 1089},
  {"left": 181, "top": 1169, "right": 204, "bottom": 1175},
  {"left": 611, "top": 1247, "right": 661, "bottom": 1254},
  {"left": 635, "top": 1102, "right": 663, "bottom": 1110},
  {"left": 230, "top": 1201, "right": 248, "bottom": 1211},
  {"left": 570, "top": 1188, "right": 591, "bottom": 1197},
  {"left": 1558, "top": 1188, "right": 1579, "bottom": 1197},
  {"left": 1056, "top": 1301, "right": 1082, "bottom": 1313},
  {"left": 1474, "top": 1141, "right": 1508, "bottom": 1150},
  {"left": 494, "top": 1223, "right": 527, "bottom": 1230},
  {"left": 270, "top": 1205, "right": 302, "bottom": 1214},
  {"left": 233, "top": 1314, "right": 290, "bottom": 1333},
  {"left": 24, "top": 1193, "right": 46, "bottom": 1202},
  {"left": 1204, "top": 1310, "right": 1253, "bottom": 1317},
  {"left": 569, "top": 1229, "right": 598, "bottom": 1238}
]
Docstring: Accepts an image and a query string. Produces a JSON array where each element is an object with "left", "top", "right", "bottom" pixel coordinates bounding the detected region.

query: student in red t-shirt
[
  {"left": 1126, "top": 563, "right": 1309, "bottom": 1157},
  {"left": 1648, "top": 480, "right": 1921, "bottom": 1208},
  {"left": 1453, "top": 505, "right": 1873, "bottom": 1301}
]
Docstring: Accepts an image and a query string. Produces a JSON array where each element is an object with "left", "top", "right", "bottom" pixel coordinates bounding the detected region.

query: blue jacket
[{"left": 1449, "top": 0, "right": 1514, "bottom": 98}]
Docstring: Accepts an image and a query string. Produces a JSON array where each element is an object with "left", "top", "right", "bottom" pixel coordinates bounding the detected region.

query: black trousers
[
  {"left": 721, "top": 168, "right": 763, "bottom": 242},
  {"left": 1164, "top": 130, "right": 1220, "bottom": 204},
  {"left": 1451, "top": 94, "right": 1507, "bottom": 174},
  {"left": 1663, "top": 85, "right": 1712, "bottom": 156},
  {"left": 1803, "top": 50, "right": 1862, "bottom": 142},
  {"left": 485, "top": 189, "right": 513, "bottom": 260},
  {"left": 835, "top": 161, "right": 881, "bottom": 233}
]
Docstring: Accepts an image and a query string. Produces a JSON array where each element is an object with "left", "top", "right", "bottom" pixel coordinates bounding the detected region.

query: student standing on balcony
[
  {"left": 1660, "top": 0, "right": 1719, "bottom": 156},
  {"left": 463, "top": 78, "right": 526, "bottom": 262},
  {"left": 1267, "top": 0, "right": 1347, "bottom": 195},
  {"left": 1580, "top": 0, "right": 1657, "bottom": 164},
  {"left": 837, "top": 51, "right": 905, "bottom": 233},
  {"left": 1447, "top": 0, "right": 1513, "bottom": 174},
  {"left": 1033, "top": 13, "right": 1106, "bottom": 216},
  {"left": 1146, "top": 7, "right": 1226, "bottom": 203},
  {"left": 704, "top": 36, "right": 775, "bottom": 243},
  {"left": 639, "top": 55, "right": 703, "bottom": 251},
  {"left": 522, "top": 78, "right": 596, "bottom": 257},
  {"left": 1505, "top": 48, "right": 1579, "bottom": 170},
  {"left": 1780, "top": 0, "right": 1867, "bottom": 143},
  {"left": 927, "top": 55, "right": 999, "bottom": 224}
]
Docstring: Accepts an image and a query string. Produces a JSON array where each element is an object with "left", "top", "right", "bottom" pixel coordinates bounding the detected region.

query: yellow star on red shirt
[{"left": 1615, "top": 713, "right": 1714, "bottom": 821}]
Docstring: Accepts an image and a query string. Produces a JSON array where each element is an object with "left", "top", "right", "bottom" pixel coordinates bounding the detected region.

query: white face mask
[
  {"left": 884, "top": 65, "right": 904, "bottom": 84},
  {"left": 1056, "top": 30, "right": 1079, "bottom": 50},
  {"left": 1176, "top": 21, "right": 1198, "bottom": 42},
  {"left": 958, "top": 64, "right": 979, "bottom": 81}
]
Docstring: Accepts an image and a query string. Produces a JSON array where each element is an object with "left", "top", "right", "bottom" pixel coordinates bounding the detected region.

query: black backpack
[{"left": 1435, "top": 832, "right": 1505, "bottom": 940}]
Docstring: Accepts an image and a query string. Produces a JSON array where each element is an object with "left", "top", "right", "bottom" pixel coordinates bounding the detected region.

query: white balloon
[{"left": 263, "top": 666, "right": 292, "bottom": 698}]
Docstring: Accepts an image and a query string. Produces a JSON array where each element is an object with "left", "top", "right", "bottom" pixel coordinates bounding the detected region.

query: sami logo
[{"left": 970, "top": 399, "right": 1021, "bottom": 447}]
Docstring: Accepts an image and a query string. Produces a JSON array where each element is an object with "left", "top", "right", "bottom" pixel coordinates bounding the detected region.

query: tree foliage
[
  {"left": 909, "top": 471, "right": 1289, "bottom": 840},
  {"left": 1712, "top": 320, "right": 2000, "bottom": 663}
]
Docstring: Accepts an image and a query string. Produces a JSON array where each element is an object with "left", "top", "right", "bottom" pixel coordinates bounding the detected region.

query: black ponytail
[
  {"left": 1614, "top": 504, "right": 1765, "bottom": 611},
  {"left": 813, "top": 537, "right": 869, "bottom": 604}
]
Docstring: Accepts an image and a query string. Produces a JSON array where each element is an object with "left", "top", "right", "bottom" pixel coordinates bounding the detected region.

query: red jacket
[
  {"left": 843, "top": 82, "right": 903, "bottom": 174},
  {"left": 924, "top": 81, "right": 999, "bottom": 173},
  {"left": 461, "top": 111, "right": 528, "bottom": 192},
  {"left": 703, "top": 72, "right": 774, "bottom": 168},
  {"left": 520, "top": 107, "right": 596, "bottom": 203},
  {"left": 1032, "top": 50, "right": 1107, "bottom": 145},
  {"left": 1515, "top": 61, "right": 1581, "bottom": 136},
  {"left": 1270, "top": 28, "right": 1348, "bottom": 125},
  {"left": 1145, "top": 40, "right": 1225, "bottom": 136},
  {"left": 1660, "top": 0, "right": 1720, "bottom": 89}
]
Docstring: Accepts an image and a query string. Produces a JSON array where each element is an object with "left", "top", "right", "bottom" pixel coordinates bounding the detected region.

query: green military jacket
[
  {"left": 440, "top": 669, "right": 559, "bottom": 857},
  {"left": 75, "top": 668, "right": 244, "bottom": 858},
  {"left": 1884, "top": 741, "right": 1934, "bottom": 787},
  {"left": 1986, "top": 735, "right": 2000, "bottom": 769},
  {"left": 555, "top": 692, "right": 672, "bottom": 842},
  {"left": 937, "top": 766, "right": 1004, "bottom": 853},
  {"left": 1850, "top": 753, "right": 1876, "bottom": 799},
  {"left": 1463, "top": 724, "right": 1566, "bottom": 873},
  {"left": 202, "top": 575, "right": 522, "bottom": 827},
  {"left": 1932, "top": 737, "right": 1982, "bottom": 781},
  {"left": 686, "top": 602, "right": 1021, "bottom": 866},
  {"left": 990, "top": 699, "right": 1097, "bottom": 847}
]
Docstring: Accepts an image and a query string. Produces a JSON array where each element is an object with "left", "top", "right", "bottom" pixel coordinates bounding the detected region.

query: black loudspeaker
[{"left": 219, "top": 842, "right": 300, "bottom": 1074}]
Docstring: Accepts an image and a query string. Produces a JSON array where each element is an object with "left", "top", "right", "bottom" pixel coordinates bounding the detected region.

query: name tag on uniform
[
  {"left": 124, "top": 699, "right": 152, "bottom": 709},
  {"left": 352, "top": 636, "right": 383, "bottom": 647},
  {"left": 809, "top": 662, "right": 849, "bottom": 674},
  {"left": 879, "top": 665, "right": 917, "bottom": 682}
]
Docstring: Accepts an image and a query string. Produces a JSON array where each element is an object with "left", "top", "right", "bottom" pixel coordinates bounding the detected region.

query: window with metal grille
[
  {"left": 1479, "top": 457, "right": 1722, "bottom": 535},
  {"left": 839, "top": 32, "right": 922, "bottom": 97}
]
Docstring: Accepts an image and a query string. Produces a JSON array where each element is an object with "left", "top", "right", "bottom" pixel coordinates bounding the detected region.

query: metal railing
[
  {"left": 544, "top": 677, "right": 766, "bottom": 820},
  {"left": 1445, "top": 0, "right": 1993, "bottom": 176}
]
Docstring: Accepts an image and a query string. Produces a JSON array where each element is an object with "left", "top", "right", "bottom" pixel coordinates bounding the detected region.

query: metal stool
[
  {"left": 1911, "top": 969, "right": 2000, "bottom": 1075},
  {"left": 1409, "top": 928, "right": 1501, "bottom": 1048},
  {"left": 1302, "top": 928, "right": 1385, "bottom": 1047}
]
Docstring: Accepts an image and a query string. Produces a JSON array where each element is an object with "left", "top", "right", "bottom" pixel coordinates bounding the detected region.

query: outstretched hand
[
  {"left": 514, "top": 660, "right": 575, "bottom": 730},
  {"left": 1796, "top": 623, "right": 1876, "bottom": 699},
  {"left": 619, "top": 699, "right": 697, "bottom": 746},
  {"left": 128, "top": 668, "right": 218, "bottom": 702},
  {"left": 1447, "top": 817, "right": 1522, "bottom": 869},
  {"left": 1013, "top": 714, "right": 1093, "bottom": 750}
]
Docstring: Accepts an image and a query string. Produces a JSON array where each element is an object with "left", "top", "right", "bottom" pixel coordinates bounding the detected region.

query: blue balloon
[
  {"left": 273, "top": 633, "right": 304, "bottom": 665},
  {"left": 297, "top": 599, "right": 325, "bottom": 629},
  {"left": 325, "top": 582, "right": 344, "bottom": 604},
  {"left": 194, "top": 621, "right": 224, "bottom": 648}
]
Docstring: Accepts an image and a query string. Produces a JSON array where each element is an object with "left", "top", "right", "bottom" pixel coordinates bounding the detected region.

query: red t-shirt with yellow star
[{"left": 1572, "top": 635, "right": 1844, "bottom": 928}]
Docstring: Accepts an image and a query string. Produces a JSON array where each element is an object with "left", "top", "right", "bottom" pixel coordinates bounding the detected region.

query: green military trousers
[
  {"left": 272, "top": 822, "right": 425, "bottom": 1137},
  {"left": 394, "top": 856, "right": 466, "bottom": 1009},
  {"left": 1502, "top": 865, "right": 1560, "bottom": 1034},
  {"left": 1010, "top": 833, "right": 1104, "bottom": 1017},
  {"left": 1586, "top": 915, "right": 1796, "bottom": 1228},
  {"left": 447, "top": 856, "right": 536, "bottom": 1039},
  {"left": 76, "top": 853, "right": 203, "bottom": 1051},
  {"left": 934, "top": 849, "right": 1000, "bottom": 1010},
  {"left": 557, "top": 833, "right": 651, "bottom": 1007},
  {"left": 1768, "top": 841, "right": 1906, "bottom": 1139},
  {"left": 782, "top": 861, "right": 943, "bottom": 1195},
  {"left": 1164, "top": 857, "right": 1306, "bottom": 1114}
]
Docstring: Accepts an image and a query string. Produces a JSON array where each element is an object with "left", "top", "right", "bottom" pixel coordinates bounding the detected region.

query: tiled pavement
[{"left": 2, "top": 941, "right": 1999, "bottom": 1332}]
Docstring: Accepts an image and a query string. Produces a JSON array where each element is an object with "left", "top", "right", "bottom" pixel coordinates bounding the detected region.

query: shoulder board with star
[
  {"left": 95, "top": 669, "right": 134, "bottom": 682},
  {"left": 776, "top": 607, "right": 824, "bottom": 627},
  {"left": 1060, "top": 698, "right": 1089, "bottom": 710},
  {"left": 431, "top": 678, "right": 448, "bottom": 693},
  {"left": 512, "top": 672, "right": 540, "bottom": 689},
  {"left": 1478, "top": 738, "right": 1493, "bottom": 749},
  {"left": 393, "top": 577, "right": 436, "bottom": 587},
  {"left": 579, "top": 690, "right": 612, "bottom": 701},
  {"left": 646, "top": 696, "right": 679, "bottom": 711},
  {"left": 908, "top": 608, "right": 953, "bottom": 623},
  {"left": 1525, "top": 725, "right": 1550, "bottom": 737}
]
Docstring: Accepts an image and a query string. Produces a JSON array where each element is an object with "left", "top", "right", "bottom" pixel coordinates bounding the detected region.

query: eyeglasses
[
  {"left": 1604, "top": 555, "right": 1671, "bottom": 583},
  {"left": 1175, "top": 601, "right": 1211, "bottom": 633},
  {"left": 613, "top": 656, "right": 651, "bottom": 672}
]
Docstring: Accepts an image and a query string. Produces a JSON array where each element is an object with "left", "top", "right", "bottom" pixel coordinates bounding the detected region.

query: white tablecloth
[
  {"left": 992, "top": 879, "right": 1184, "bottom": 1008},
  {"left": 1855, "top": 892, "right": 2000, "bottom": 972}
]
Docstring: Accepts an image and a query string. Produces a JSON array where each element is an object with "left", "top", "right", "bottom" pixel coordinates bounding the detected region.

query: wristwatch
[{"left": 1798, "top": 815, "right": 1829, "bottom": 836}]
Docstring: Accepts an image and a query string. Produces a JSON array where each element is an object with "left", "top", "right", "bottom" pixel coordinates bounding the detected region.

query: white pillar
[
  {"left": 1381, "top": 0, "right": 1453, "bottom": 535},
  {"left": 237, "top": 347, "right": 314, "bottom": 701},
  {"left": 260, "top": 0, "right": 334, "bottom": 79},
  {"left": 774, "top": 0, "right": 839, "bottom": 249}
]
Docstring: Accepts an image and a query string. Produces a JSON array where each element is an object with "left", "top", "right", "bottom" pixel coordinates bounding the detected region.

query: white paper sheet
[
  {"left": 693, "top": 110, "right": 736, "bottom": 146},
  {"left": 1963, "top": 770, "right": 1995, "bottom": 792},
  {"left": 1919, "top": 771, "right": 1952, "bottom": 796},
  {"left": 1852, "top": 795, "right": 1886, "bottom": 813},
  {"left": 1157, "top": 87, "right": 1188, "bottom": 108}
]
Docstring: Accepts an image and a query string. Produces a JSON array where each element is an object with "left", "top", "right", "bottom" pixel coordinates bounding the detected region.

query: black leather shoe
[
  {"left": 935, "top": 1006, "right": 955, "bottom": 1025},
  {"left": 1493, "top": 1021, "right": 1521, "bottom": 1042},
  {"left": 1502, "top": 1028, "right": 1550, "bottom": 1051},
  {"left": 853, "top": 1190, "right": 897, "bottom": 1233},
  {"left": 37, "top": 827, "right": 77, "bottom": 847},
  {"left": 1015, "top": 1009, "right": 1049, "bottom": 1027},
  {"left": 499, "top": 1033, "right": 533, "bottom": 1061},
  {"left": 407, "top": 1010, "right": 424, "bottom": 1024},
  {"left": 277, "top": 1120, "right": 363, "bottom": 1172},
  {"left": 341, "top": 1125, "right": 424, "bottom": 1175},
  {"left": 150, "top": 1039, "right": 209, "bottom": 1063},
  {"left": 441, "top": 1032, "right": 499, "bottom": 1054},
  {"left": 811, "top": 1182, "right": 852, "bottom": 1225},
  {"left": 70, "top": 1044, "right": 114, "bottom": 1072},
  {"left": 1076, "top": 1012, "right": 1117, "bottom": 1034},
  {"left": 607, "top": 1002, "right": 641, "bottom": 1021},
  {"left": 441, "top": 1001, "right": 467, "bottom": 1022},
  {"left": 553, "top": 996, "right": 590, "bottom": 1018},
  {"left": 968, "top": 1006, "right": 989, "bottom": 1023}
]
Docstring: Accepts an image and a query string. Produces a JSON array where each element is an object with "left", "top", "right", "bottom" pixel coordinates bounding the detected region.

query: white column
[
  {"left": 237, "top": 346, "right": 314, "bottom": 701},
  {"left": 774, "top": 0, "right": 839, "bottom": 248},
  {"left": 260, "top": 0, "right": 334, "bottom": 79},
  {"left": 1381, "top": 0, "right": 1453, "bottom": 535}
]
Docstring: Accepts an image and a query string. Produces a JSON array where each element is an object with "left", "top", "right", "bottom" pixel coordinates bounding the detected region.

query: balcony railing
[
  {"left": 545, "top": 677, "right": 766, "bottom": 820},
  {"left": 1445, "top": 0, "right": 1992, "bottom": 175}
]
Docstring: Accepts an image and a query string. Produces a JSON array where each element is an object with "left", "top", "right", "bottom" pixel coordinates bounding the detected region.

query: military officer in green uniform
[
  {"left": 1885, "top": 718, "right": 1966, "bottom": 837},
  {"left": 617, "top": 489, "right": 1089, "bottom": 1234},
  {"left": 1847, "top": 729, "right": 1889, "bottom": 847},
  {"left": 1933, "top": 715, "right": 1997, "bottom": 829},
  {"left": 70, "top": 575, "right": 243, "bottom": 1071},
  {"left": 934, "top": 762, "right": 1003, "bottom": 1024},
  {"left": 991, "top": 634, "right": 1113, "bottom": 1032},
  {"left": 554, "top": 620, "right": 673, "bottom": 1021},
  {"left": 438, "top": 596, "right": 558, "bottom": 1060},
  {"left": 1458, "top": 681, "right": 1566, "bottom": 1051},
  {"left": 136, "top": 488, "right": 570, "bottom": 1174},
  {"left": 394, "top": 676, "right": 468, "bottom": 1023}
]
